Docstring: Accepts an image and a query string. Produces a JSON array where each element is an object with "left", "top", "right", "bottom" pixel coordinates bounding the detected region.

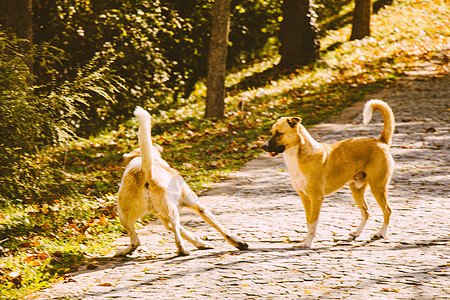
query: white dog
[{"left": 115, "top": 107, "right": 248, "bottom": 256}]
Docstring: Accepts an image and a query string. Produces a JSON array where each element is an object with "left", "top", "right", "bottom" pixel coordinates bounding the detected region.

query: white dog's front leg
[{"left": 164, "top": 212, "right": 189, "bottom": 256}]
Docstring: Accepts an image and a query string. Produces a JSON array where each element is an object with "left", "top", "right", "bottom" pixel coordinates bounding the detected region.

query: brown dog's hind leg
[
  {"left": 370, "top": 185, "right": 391, "bottom": 239},
  {"left": 348, "top": 182, "right": 369, "bottom": 241}
]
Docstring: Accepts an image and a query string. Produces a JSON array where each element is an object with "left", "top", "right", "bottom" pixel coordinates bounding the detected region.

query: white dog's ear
[
  {"left": 287, "top": 117, "right": 302, "bottom": 128},
  {"left": 122, "top": 148, "right": 141, "bottom": 165}
]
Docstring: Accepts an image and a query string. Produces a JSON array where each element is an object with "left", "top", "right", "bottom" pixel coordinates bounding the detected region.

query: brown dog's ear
[{"left": 287, "top": 117, "right": 302, "bottom": 128}]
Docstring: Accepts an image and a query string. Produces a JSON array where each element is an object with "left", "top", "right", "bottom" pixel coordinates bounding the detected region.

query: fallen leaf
[
  {"left": 98, "top": 282, "right": 113, "bottom": 287},
  {"left": 8, "top": 271, "right": 22, "bottom": 286}
]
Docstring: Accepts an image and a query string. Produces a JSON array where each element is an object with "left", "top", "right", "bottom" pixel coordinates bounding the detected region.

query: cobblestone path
[{"left": 32, "top": 55, "right": 449, "bottom": 299}]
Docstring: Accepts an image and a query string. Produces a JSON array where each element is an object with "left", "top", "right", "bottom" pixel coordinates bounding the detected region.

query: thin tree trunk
[
  {"left": 350, "top": 0, "right": 372, "bottom": 40},
  {"left": 205, "top": 0, "right": 231, "bottom": 119},
  {"left": 0, "top": 0, "right": 33, "bottom": 73}
]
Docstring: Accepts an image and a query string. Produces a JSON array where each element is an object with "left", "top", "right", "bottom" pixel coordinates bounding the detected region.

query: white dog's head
[{"left": 122, "top": 144, "right": 163, "bottom": 165}]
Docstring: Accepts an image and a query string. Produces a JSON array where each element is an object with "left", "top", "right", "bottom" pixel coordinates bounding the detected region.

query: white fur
[
  {"left": 116, "top": 107, "right": 248, "bottom": 257},
  {"left": 362, "top": 99, "right": 381, "bottom": 126},
  {"left": 301, "top": 220, "right": 318, "bottom": 248},
  {"left": 300, "top": 125, "right": 321, "bottom": 153},
  {"left": 134, "top": 106, "right": 154, "bottom": 178},
  {"left": 283, "top": 145, "right": 307, "bottom": 194}
]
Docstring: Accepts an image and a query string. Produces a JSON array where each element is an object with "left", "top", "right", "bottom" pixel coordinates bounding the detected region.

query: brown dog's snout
[{"left": 262, "top": 137, "right": 285, "bottom": 157}]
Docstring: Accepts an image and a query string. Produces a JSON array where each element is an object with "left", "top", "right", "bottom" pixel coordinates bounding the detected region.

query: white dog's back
[{"left": 115, "top": 107, "right": 248, "bottom": 256}]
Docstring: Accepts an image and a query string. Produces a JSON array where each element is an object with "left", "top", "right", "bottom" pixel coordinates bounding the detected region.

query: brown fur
[{"left": 262, "top": 99, "right": 395, "bottom": 247}]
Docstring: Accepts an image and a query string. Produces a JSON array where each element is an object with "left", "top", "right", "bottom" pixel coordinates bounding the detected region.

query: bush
[{"left": 0, "top": 30, "right": 123, "bottom": 205}]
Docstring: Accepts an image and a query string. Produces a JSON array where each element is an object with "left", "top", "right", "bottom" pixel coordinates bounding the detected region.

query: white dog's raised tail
[
  {"left": 134, "top": 106, "right": 154, "bottom": 179},
  {"left": 362, "top": 99, "right": 395, "bottom": 146}
]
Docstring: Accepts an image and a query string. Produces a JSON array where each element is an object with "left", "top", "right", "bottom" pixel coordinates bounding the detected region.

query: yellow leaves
[
  {"left": 381, "top": 287, "right": 399, "bottom": 293},
  {"left": 7, "top": 271, "right": 22, "bottom": 287},
  {"left": 24, "top": 252, "right": 49, "bottom": 267},
  {"left": 98, "top": 215, "right": 110, "bottom": 226},
  {"left": 210, "top": 161, "right": 225, "bottom": 169}
]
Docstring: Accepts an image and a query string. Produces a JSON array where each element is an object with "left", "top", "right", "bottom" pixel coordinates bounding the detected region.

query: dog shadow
[
  {"left": 76, "top": 236, "right": 380, "bottom": 274},
  {"left": 57, "top": 234, "right": 449, "bottom": 299},
  {"left": 67, "top": 234, "right": 449, "bottom": 287}
]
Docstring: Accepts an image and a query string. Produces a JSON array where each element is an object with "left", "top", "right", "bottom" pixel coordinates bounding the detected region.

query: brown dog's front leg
[{"left": 300, "top": 194, "right": 324, "bottom": 248}]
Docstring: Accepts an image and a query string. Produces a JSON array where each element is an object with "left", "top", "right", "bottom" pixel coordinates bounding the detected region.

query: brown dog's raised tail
[{"left": 363, "top": 99, "right": 395, "bottom": 147}]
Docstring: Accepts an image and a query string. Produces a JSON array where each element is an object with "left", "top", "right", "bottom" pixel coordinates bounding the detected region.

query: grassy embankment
[{"left": 0, "top": 0, "right": 448, "bottom": 298}]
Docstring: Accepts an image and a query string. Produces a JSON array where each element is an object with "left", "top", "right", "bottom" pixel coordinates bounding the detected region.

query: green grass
[{"left": 1, "top": 0, "right": 449, "bottom": 298}]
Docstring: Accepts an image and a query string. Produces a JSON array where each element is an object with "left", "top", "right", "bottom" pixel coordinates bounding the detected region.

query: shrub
[{"left": 0, "top": 30, "right": 123, "bottom": 205}]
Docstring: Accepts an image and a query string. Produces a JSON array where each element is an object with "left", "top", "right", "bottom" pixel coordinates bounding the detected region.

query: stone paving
[{"left": 31, "top": 55, "right": 449, "bottom": 299}]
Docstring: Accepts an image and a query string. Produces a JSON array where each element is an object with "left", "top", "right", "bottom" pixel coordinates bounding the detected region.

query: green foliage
[
  {"left": 0, "top": 31, "right": 64, "bottom": 204},
  {"left": 0, "top": 195, "right": 120, "bottom": 299},
  {"left": 33, "top": 0, "right": 281, "bottom": 134},
  {"left": 0, "top": 30, "right": 123, "bottom": 205},
  {"left": 229, "top": 0, "right": 281, "bottom": 65},
  {"left": 34, "top": 0, "right": 176, "bottom": 132},
  {"left": 315, "top": 0, "right": 354, "bottom": 34}
]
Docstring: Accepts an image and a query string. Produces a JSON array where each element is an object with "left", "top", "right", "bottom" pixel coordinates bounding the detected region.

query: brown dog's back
[{"left": 324, "top": 137, "right": 393, "bottom": 195}]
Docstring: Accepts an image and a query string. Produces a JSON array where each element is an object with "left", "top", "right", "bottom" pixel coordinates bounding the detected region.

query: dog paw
[
  {"left": 236, "top": 241, "right": 249, "bottom": 250},
  {"left": 114, "top": 247, "right": 133, "bottom": 257},
  {"left": 177, "top": 250, "right": 190, "bottom": 257},
  {"left": 298, "top": 241, "right": 312, "bottom": 248},
  {"left": 371, "top": 233, "right": 385, "bottom": 241},
  {"left": 197, "top": 242, "right": 214, "bottom": 250},
  {"left": 347, "top": 232, "right": 359, "bottom": 241}
]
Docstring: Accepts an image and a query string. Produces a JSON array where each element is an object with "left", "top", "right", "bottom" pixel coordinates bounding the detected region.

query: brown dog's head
[{"left": 262, "top": 117, "right": 302, "bottom": 156}]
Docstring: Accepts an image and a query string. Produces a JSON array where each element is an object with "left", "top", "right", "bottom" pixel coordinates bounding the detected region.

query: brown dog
[
  {"left": 262, "top": 99, "right": 395, "bottom": 247},
  {"left": 116, "top": 107, "right": 248, "bottom": 256}
]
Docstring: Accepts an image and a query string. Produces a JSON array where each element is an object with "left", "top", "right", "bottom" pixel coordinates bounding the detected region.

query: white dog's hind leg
[
  {"left": 115, "top": 215, "right": 141, "bottom": 256},
  {"left": 160, "top": 218, "right": 214, "bottom": 250},
  {"left": 189, "top": 202, "right": 248, "bottom": 250},
  {"left": 162, "top": 205, "right": 190, "bottom": 256}
]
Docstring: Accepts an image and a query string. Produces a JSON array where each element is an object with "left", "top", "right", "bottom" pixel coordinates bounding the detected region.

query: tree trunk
[
  {"left": 278, "top": 0, "right": 319, "bottom": 68},
  {"left": 350, "top": 0, "right": 372, "bottom": 40},
  {"left": 205, "top": 0, "right": 231, "bottom": 119},
  {"left": 0, "top": 0, "right": 33, "bottom": 41},
  {"left": 0, "top": 0, "right": 33, "bottom": 72}
]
